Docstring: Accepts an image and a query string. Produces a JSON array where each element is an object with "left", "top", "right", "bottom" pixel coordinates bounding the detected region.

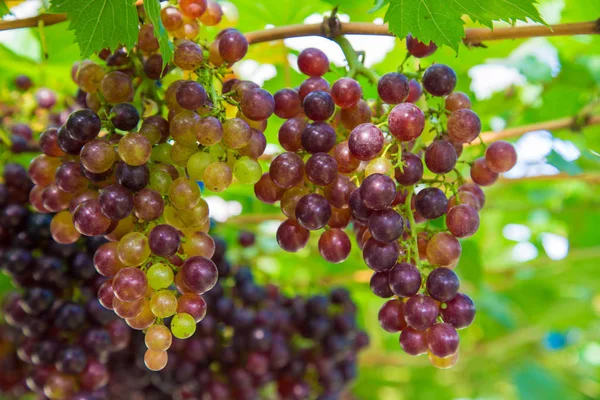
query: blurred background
[{"left": 1, "top": 0, "right": 599, "bottom": 399}]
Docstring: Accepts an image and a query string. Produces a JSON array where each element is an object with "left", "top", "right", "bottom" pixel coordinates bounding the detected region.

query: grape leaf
[
  {"left": 144, "top": 0, "right": 174, "bottom": 68},
  {"left": 384, "top": 0, "right": 546, "bottom": 51},
  {"left": 0, "top": 0, "right": 11, "bottom": 17},
  {"left": 48, "top": 0, "right": 138, "bottom": 59}
]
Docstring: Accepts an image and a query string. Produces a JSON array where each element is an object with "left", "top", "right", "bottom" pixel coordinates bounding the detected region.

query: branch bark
[
  {"left": 244, "top": 20, "right": 600, "bottom": 45},
  {"left": 0, "top": 13, "right": 67, "bottom": 32}
]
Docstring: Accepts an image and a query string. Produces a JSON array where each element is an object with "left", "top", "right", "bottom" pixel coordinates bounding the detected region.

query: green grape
[
  {"left": 50, "top": 211, "right": 81, "bottom": 244},
  {"left": 80, "top": 139, "right": 115, "bottom": 173},
  {"left": 203, "top": 162, "right": 232, "bottom": 192},
  {"left": 170, "top": 110, "right": 201, "bottom": 146},
  {"left": 152, "top": 143, "right": 173, "bottom": 163},
  {"left": 169, "top": 177, "right": 201, "bottom": 210},
  {"left": 163, "top": 205, "right": 187, "bottom": 230},
  {"left": 222, "top": 118, "right": 251, "bottom": 149},
  {"left": 170, "top": 142, "right": 198, "bottom": 166},
  {"left": 149, "top": 171, "right": 173, "bottom": 195},
  {"left": 208, "top": 143, "right": 226, "bottom": 159},
  {"left": 171, "top": 312, "right": 196, "bottom": 339},
  {"left": 101, "top": 71, "right": 133, "bottom": 103},
  {"left": 145, "top": 324, "right": 172, "bottom": 351},
  {"left": 77, "top": 62, "right": 105, "bottom": 94},
  {"left": 118, "top": 133, "right": 152, "bottom": 166},
  {"left": 117, "top": 232, "right": 151, "bottom": 267},
  {"left": 233, "top": 156, "right": 262, "bottom": 184},
  {"left": 187, "top": 152, "right": 216, "bottom": 181},
  {"left": 150, "top": 290, "right": 178, "bottom": 318},
  {"left": 177, "top": 198, "right": 209, "bottom": 228},
  {"left": 147, "top": 263, "right": 174, "bottom": 290},
  {"left": 365, "top": 157, "right": 393, "bottom": 177}
]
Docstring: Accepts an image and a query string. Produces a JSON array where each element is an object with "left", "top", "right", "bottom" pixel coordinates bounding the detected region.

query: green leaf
[
  {"left": 144, "top": 0, "right": 174, "bottom": 68},
  {"left": 546, "top": 150, "right": 583, "bottom": 176},
  {"left": 384, "top": 0, "right": 546, "bottom": 51},
  {"left": 0, "top": 0, "right": 11, "bottom": 17},
  {"left": 369, "top": 0, "right": 389, "bottom": 13},
  {"left": 49, "top": 0, "right": 138, "bottom": 59}
]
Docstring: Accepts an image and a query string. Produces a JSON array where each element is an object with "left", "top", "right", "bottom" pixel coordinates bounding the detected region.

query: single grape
[
  {"left": 241, "top": 88, "right": 275, "bottom": 121},
  {"left": 55, "top": 161, "right": 87, "bottom": 194},
  {"left": 66, "top": 109, "right": 101, "bottom": 142},
  {"left": 117, "top": 232, "right": 151, "bottom": 267},
  {"left": 331, "top": 77, "right": 362, "bottom": 109},
  {"left": 446, "top": 204, "right": 480, "bottom": 238},
  {"left": 39, "top": 128, "right": 65, "bottom": 157},
  {"left": 101, "top": 71, "right": 133, "bottom": 103},
  {"left": 98, "top": 184, "right": 134, "bottom": 221},
  {"left": 414, "top": 187, "right": 447, "bottom": 219},
  {"left": 395, "top": 152, "right": 423, "bottom": 186},
  {"left": 278, "top": 117, "right": 306, "bottom": 152},
  {"left": 406, "top": 35, "right": 437, "bottom": 57},
  {"left": 378, "top": 299, "right": 407, "bottom": 333},
  {"left": 223, "top": 118, "right": 251, "bottom": 149},
  {"left": 161, "top": 6, "right": 183, "bottom": 31},
  {"left": 360, "top": 174, "right": 396, "bottom": 210},
  {"left": 297, "top": 48, "right": 329, "bottom": 76},
  {"left": 348, "top": 123, "right": 384, "bottom": 161},
  {"left": 93, "top": 242, "right": 125, "bottom": 277},
  {"left": 181, "top": 256, "right": 218, "bottom": 294},
  {"left": 301, "top": 122, "right": 336, "bottom": 154},
  {"left": 218, "top": 29, "right": 248, "bottom": 63},
  {"left": 389, "top": 262, "right": 421, "bottom": 297},
  {"left": 470, "top": 157, "right": 499, "bottom": 186},
  {"left": 324, "top": 174, "right": 356, "bottom": 209},
  {"left": 458, "top": 183, "right": 486, "bottom": 209},
  {"left": 80, "top": 139, "right": 115, "bottom": 174},
  {"left": 440, "top": 292, "right": 475, "bottom": 329},
  {"left": 203, "top": 162, "right": 233, "bottom": 192},
  {"left": 276, "top": 219, "right": 310, "bottom": 252},
  {"left": 200, "top": 1, "right": 223, "bottom": 25},
  {"left": 269, "top": 152, "right": 305, "bottom": 189},
  {"left": 425, "top": 140, "right": 457, "bottom": 174},
  {"left": 318, "top": 229, "right": 351, "bottom": 263},
  {"left": 406, "top": 79, "right": 423, "bottom": 103},
  {"left": 112, "top": 267, "right": 147, "bottom": 302},
  {"left": 426, "top": 268, "right": 459, "bottom": 302},
  {"left": 447, "top": 109, "right": 481, "bottom": 143},
  {"left": 368, "top": 208, "right": 404, "bottom": 243},
  {"left": 295, "top": 194, "right": 331, "bottom": 230},
  {"left": 388, "top": 103, "right": 425, "bottom": 141},
  {"left": 332, "top": 141, "right": 360, "bottom": 173},
  {"left": 426, "top": 232, "right": 461, "bottom": 267},
  {"left": 303, "top": 90, "right": 335, "bottom": 121},
  {"left": 377, "top": 72, "right": 409, "bottom": 104},
  {"left": 126, "top": 300, "right": 156, "bottom": 330},
  {"left": 254, "top": 173, "right": 285, "bottom": 204},
  {"left": 113, "top": 296, "right": 144, "bottom": 319},
  {"left": 305, "top": 153, "right": 337, "bottom": 186},
  {"left": 169, "top": 178, "right": 201, "bottom": 210},
  {"left": 174, "top": 40, "right": 204, "bottom": 70},
  {"left": 110, "top": 103, "right": 140, "bottom": 131},
  {"left": 404, "top": 295, "right": 438, "bottom": 331},
  {"left": 298, "top": 76, "right": 330, "bottom": 100},
  {"left": 365, "top": 157, "right": 393, "bottom": 177},
  {"left": 445, "top": 91, "right": 471, "bottom": 111},
  {"left": 50, "top": 211, "right": 80, "bottom": 244},
  {"left": 150, "top": 290, "right": 178, "bottom": 318},
  {"left": 171, "top": 313, "right": 197, "bottom": 339},
  {"left": 146, "top": 324, "right": 173, "bottom": 352},
  {"left": 422, "top": 64, "right": 457, "bottom": 97},
  {"left": 73, "top": 199, "right": 112, "bottom": 236},
  {"left": 149, "top": 224, "right": 181, "bottom": 258},
  {"left": 115, "top": 162, "right": 150, "bottom": 191},
  {"left": 370, "top": 271, "right": 393, "bottom": 298},
  {"left": 349, "top": 188, "right": 373, "bottom": 222},
  {"left": 399, "top": 327, "right": 428, "bottom": 355},
  {"left": 363, "top": 238, "right": 401, "bottom": 272},
  {"left": 340, "top": 99, "right": 372, "bottom": 130},
  {"left": 485, "top": 140, "right": 517, "bottom": 173},
  {"left": 427, "top": 323, "right": 459, "bottom": 357}
]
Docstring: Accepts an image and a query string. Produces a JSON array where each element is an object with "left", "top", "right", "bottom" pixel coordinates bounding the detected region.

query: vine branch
[{"left": 244, "top": 20, "right": 600, "bottom": 45}]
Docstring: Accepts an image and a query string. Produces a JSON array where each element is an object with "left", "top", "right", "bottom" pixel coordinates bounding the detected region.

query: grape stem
[
  {"left": 403, "top": 187, "right": 422, "bottom": 270},
  {"left": 333, "top": 36, "right": 379, "bottom": 85}
]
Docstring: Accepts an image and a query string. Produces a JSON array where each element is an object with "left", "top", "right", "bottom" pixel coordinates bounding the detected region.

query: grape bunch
[
  {"left": 27, "top": 0, "right": 273, "bottom": 372},
  {"left": 256, "top": 37, "right": 517, "bottom": 367},
  {"left": 0, "top": 163, "right": 133, "bottom": 400},
  {"left": 101, "top": 234, "right": 368, "bottom": 400}
]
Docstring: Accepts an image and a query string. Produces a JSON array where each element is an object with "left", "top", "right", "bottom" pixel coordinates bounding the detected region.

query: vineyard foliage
[{"left": 0, "top": 0, "right": 599, "bottom": 399}]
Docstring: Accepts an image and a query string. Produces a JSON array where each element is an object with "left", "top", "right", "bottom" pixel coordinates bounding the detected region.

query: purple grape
[
  {"left": 359, "top": 174, "right": 396, "bottom": 210},
  {"left": 422, "top": 64, "right": 456, "bottom": 96},
  {"left": 301, "top": 122, "right": 336, "bottom": 154},
  {"left": 399, "top": 327, "right": 428, "bottom": 355},
  {"left": 426, "top": 268, "right": 459, "bottom": 302},
  {"left": 378, "top": 299, "right": 407, "bottom": 333},
  {"left": 149, "top": 224, "right": 181, "bottom": 257},
  {"left": 98, "top": 184, "right": 134, "bottom": 221},
  {"left": 394, "top": 152, "right": 423, "bottom": 186},
  {"left": 427, "top": 323, "right": 459, "bottom": 357},
  {"left": 404, "top": 295, "right": 438, "bottom": 331},
  {"left": 377, "top": 72, "right": 409, "bottom": 104},
  {"left": 295, "top": 194, "right": 331, "bottom": 230},
  {"left": 303, "top": 91, "right": 335, "bottom": 121},
  {"left": 389, "top": 262, "right": 422, "bottom": 297},
  {"left": 362, "top": 238, "right": 401, "bottom": 272},
  {"left": 368, "top": 208, "right": 404, "bottom": 243},
  {"left": 414, "top": 187, "right": 447, "bottom": 219},
  {"left": 440, "top": 293, "right": 475, "bottom": 329},
  {"left": 369, "top": 271, "right": 393, "bottom": 298},
  {"left": 425, "top": 140, "right": 457, "bottom": 174}
]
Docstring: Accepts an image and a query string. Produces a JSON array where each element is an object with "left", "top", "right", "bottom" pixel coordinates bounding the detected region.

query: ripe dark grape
[
  {"left": 176, "top": 81, "right": 207, "bottom": 110},
  {"left": 395, "top": 152, "right": 424, "bottom": 186},
  {"left": 348, "top": 123, "right": 384, "bottom": 161},
  {"left": 149, "top": 224, "right": 181, "bottom": 257},
  {"left": 470, "top": 157, "right": 499, "bottom": 186},
  {"left": 389, "top": 262, "right": 421, "bottom": 297},
  {"left": 305, "top": 153, "right": 338, "bottom": 186},
  {"left": 368, "top": 208, "right": 404, "bottom": 243},
  {"left": 447, "top": 109, "right": 481, "bottom": 143},
  {"left": 66, "top": 109, "right": 101, "bottom": 142},
  {"left": 331, "top": 77, "right": 362, "bottom": 109},
  {"left": 348, "top": 188, "right": 372, "bottom": 222},
  {"left": 332, "top": 141, "right": 360, "bottom": 173},
  {"left": 318, "top": 229, "right": 351, "bottom": 263},
  {"left": 425, "top": 140, "right": 457, "bottom": 174},
  {"left": 426, "top": 268, "right": 459, "bottom": 302},
  {"left": 241, "top": 88, "right": 275, "bottom": 121},
  {"left": 427, "top": 323, "right": 459, "bottom": 357},
  {"left": 406, "top": 79, "right": 423, "bottom": 103},
  {"left": 115, "top": 162, "right": 150, "bottom": 192},
  {"left": 278, "top": 117, "right": 306, "bottom": 152},
  {"left": 440, "top": 293, "right": 476, "bottom": 329},
  {"left": 414, "top": 187, "right": 448, "bottom": 219},
  {"left": 359, "top": 174, "right": 396, "bottom": 210},
  {"left": 404, "top": 295, "right": 438, "bottom": 331},
  {"left": 298, "top": 77, "right": 330, "bottom": 100},
  {"left": 485, "top": 140, "right": 517, "bottom": 173},
  {"left": 303, "top": 91, "right": 335, "bottom": 122},
  {"left": 218, "top": 29, "right": 248, "bottom": 63},
  {"left": 274, "top": 89, "right": 302, "bottom": 119},
  {"left": 458, "top": 183, "right": 485, "bottom": 209},
  {"left": 254, "top": 173, "right": 285, "bottom": 204},
  {"left": 277, "top": 219, "right": 310, "bottom": 252},
  {"left": 297, "top": 48, "right": 329, "bottom": 77},
  {"left": 370, "top": 271, "right": 393, "bottom": 298},
  {"left": 110, "top": 103, "right": 140, "bottom": 131},
  {"left": 446, "top": 204, "right": 480, "bottom": 238},
  {"left": 422, "top": 64, "right": 457, "bottom": 96},
  {"left": 406, "top": 35, "right": 437, "bottom": 57},
  {"left": 388, "top": 103, "right": 425, "bottom": 141},
  {"left": 301, "top": 122, "right": 336, "bottom": 154},
  {"left": 378, "top": 299, "right": 407, "bottom": 333},
  {"left": 269, "top": 152, "right": 305, "bottom": 189},
  {"left": 399, "top": 327, "right": 428, "bottom": 355},
  {"left": 98, "top": 185, "right": 134, "bottom": 221},
  {"left": 39, "top": 128, "right": 65, "bottom": 157},
  {"left": 377, "top": 72, "right": 409, "bottom": 104},
  {"left": 363, "top": 238, "right": 401, "bottom": 272},
  {"left": 295, "top": 194, "right": 331, "bottom": 230}
]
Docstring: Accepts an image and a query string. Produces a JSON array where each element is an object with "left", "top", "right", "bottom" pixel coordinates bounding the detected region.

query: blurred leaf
[
  {"left": 144, "top": 0, "right": 174, "bottom": 68},
  {"left": 512, "top": 361, "right": 582, "bottom": 400},
  {"left": 0, "top": 0, "right": 10, "bottom": 16},
  {"left": 48, "top": 0, "right": 138, "bottom": 59},
  {"left": 459, "top": 240, "right": 483, "bottom": 286},
  {"left": 369, "top": 0, "right": 389, "bottom": 13},
  {"left": 546, "top": 150, "right": 583, "bottom": 175}
]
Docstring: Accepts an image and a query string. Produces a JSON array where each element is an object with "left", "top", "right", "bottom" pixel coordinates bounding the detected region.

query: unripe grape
[
  {"left": 118, "top": 133, "right": 152, "bottom": 166},
  {"left": 145, "top": 325, "right": 172, "bottom": 351},
  {"left": 426, "top": 232, "right": 461, "bottom": 267},
  {"left": 101, "top": 71, "right": 133, "bottom": 103},
  {"left": 171, "top": 313, "right": 196, "bottom": 339},
  {"left": 203, "top": 162, "right": 233, "bottom": 192},
  {"left": 234, "top": 157, "right": 262, "bottom": 184},
  {"left": 169, "top": 178, "right": 201, "bottom": 210},
  {"left": 117, "top": 232, "right": 151, "bottom": 267},
  {"left": 150, "top": 291, "right": 178, "bottom": 318}
]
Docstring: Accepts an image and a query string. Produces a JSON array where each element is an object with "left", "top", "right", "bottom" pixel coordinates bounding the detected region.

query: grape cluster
[
  {"left": 102, "top": 235, "right": 368, "bottom": 400},
  {"left": 0, "top": 163, "right": 132, "bottom": 399},
  {"left": 27, "top": 0, "right": 273, "bottom": 372},
  {"left": 257, "top": 38, "right": 517, "bottom": 367}
]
